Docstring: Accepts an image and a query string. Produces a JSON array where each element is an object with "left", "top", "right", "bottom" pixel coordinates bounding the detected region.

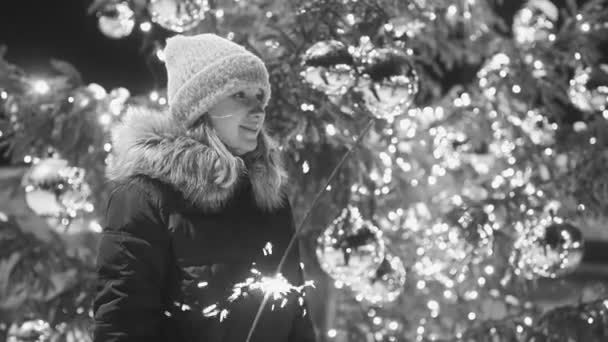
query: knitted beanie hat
[{"left": 164, "top": 34, "right": 271, "bottom": 127}]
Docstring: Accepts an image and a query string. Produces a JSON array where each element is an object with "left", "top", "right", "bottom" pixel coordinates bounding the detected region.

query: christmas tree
[{"left": 1, "top": 0, "right": 608, "bottom": 341}]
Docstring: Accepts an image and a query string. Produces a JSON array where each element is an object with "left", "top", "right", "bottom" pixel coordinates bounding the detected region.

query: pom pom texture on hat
[{"left": 164, "top": 34, "right": 271, "bottom": 127}]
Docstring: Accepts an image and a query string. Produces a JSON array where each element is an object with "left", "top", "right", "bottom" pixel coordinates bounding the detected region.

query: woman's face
[{"left": 207, "top": 87, "right": 266, "bottom": 155}]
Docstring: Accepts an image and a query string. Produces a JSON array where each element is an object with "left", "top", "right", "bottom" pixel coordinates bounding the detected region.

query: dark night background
[{"left": 0, "top": 0, "right": 159, "bottom": 94}]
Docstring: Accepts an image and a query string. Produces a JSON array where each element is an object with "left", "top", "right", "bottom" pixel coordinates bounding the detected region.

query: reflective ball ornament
[
  {"left": 358, "top": 49, "right": 419, "bottom": 119},
  {"left": 511, "top": 220, "right": 584, "bottom": 279},
  {"left": 149, "top": 0, "right": 210, "bottom": 32},
  {"left": 316, "top": 205, "right": 385, "bottom": 284},
  {"left": 22, "top": 158, "right": 92, "bottom": 225},
  {"left": 301, "top": 40, "right": 356, "bottom": 97},
  {"left": 97, "top": 2, "right": 135, "bottom": 39},
  {"left": 513, "top": 0, "right": 558, "bottom": 47},
  {"left": 568, "top": 64, "right": 608, "bottom": 113},
  {"left": 350, "top": 253, "right": 406, "bottom": 304}
]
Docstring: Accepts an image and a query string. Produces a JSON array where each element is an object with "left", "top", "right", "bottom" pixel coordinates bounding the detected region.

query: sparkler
[
  {"left": 244, "top": 118, "right": 376, "bottom": 342},
  {"left": 197, "top": 242, "right": 315, "bottom": 324},
  {"left": 228, "top": 269, "right": 315, "bottom": 306}
]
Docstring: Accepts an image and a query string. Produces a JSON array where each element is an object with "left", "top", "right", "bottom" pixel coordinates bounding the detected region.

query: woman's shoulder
[{"left": 107, "top": 174, "right": 184, "bottom": 215}]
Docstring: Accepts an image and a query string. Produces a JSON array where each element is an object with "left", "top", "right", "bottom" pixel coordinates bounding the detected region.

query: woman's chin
[{"left": 234, "top": 143, "right": 257, "bottom": 156}]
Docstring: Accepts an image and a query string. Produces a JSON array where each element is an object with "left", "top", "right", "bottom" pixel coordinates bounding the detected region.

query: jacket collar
[{"left": 106, "top": 107, "right": 288, "bottom": 212}]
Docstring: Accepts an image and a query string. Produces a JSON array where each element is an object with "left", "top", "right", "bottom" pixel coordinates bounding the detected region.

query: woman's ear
[{"left": 189, "top": 112, "right": 209, "bottom": 130}]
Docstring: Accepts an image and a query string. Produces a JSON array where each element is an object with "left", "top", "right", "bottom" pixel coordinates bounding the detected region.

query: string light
[
  {"left": 302, "top": 161, "right": 310, "bottom": 174},
  {"left": 139, "top": 21, "right": 152, "bottom": 32},
  {"left": 33, "top": 80, "right": 50, "bottom": 94},
  {"left": 156, "top": 47, "right": 166, "bottom": 62},
  {"left": 89, "top": 220, "right": 102, "bottom": 233}
]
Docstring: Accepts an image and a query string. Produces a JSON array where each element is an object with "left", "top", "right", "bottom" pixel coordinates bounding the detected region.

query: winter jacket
[{"left": 92, "top": 108, "right": 317, "bottom": 342}]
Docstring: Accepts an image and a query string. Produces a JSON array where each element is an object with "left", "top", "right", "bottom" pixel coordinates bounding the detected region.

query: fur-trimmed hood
[{"left": 106, "top": 107, "right": 288, "bottom": 212}]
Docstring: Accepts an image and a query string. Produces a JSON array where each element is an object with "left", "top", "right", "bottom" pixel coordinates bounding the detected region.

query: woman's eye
[{"left": 233, "top": 91, "right": 246, "bottom": 99}]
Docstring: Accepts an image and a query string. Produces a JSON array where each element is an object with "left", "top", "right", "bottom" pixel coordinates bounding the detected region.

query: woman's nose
[{"left": 247, "top": 108, "right": 265, "bottom": 123}]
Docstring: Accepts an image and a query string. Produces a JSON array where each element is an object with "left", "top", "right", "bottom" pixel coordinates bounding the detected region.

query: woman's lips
[{"left": 240, "top": 126, "right": 258, "bottom": 133}]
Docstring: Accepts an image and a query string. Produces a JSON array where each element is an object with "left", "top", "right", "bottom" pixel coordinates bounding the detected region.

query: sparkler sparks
[
  {"left": 199, "top": 270, "right": 314, "bottom": 321},
  {"left": 229, "top": 270, "right": 315, "bottom": 303},
  {"left": 263, "top": 241, "right": 273, "bottom": 256},
  {"left": 202, "top": 303, "right": 220, "bottom": 317}
]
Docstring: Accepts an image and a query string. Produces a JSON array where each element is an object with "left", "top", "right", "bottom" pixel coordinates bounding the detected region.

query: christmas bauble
[
  {"left": 358, "top": 49, "right": 419, "bottom": 119},
  {"left": 7, "top": 319, "right": 52, "bottom": 342},
  {"left": 350, "top": 253, "right": 406, "bottom": 304},
  {"left": 316, "top": 205, "right": 385, "bottom": 284},
  {"left": 301, "top": 40, "right": 356, "bottom": 97},
  {"left": 149, "top": 0, "right": 209, "bottom": 32},
  {"left": 513, "top": 0, "right": 558, "bottom": 47},
  {"left": 510, "top": 220, "right": 584, "bottom": 279},
  {"left": 22, "top": 158, "right": 92, "bottom": 225},
  {"left": 98, "top": 2, "right": 135, "bottom": 39},
  {"left": 568, "top": 64, "right": 608, "bottom": 113}
]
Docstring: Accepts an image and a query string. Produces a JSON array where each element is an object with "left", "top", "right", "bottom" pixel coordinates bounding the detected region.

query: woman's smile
[{"left": 240, "top": 125, "right": 258, "bottom": 137}]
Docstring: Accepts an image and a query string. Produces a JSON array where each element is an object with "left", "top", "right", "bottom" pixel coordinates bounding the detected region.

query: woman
[{"left": 92, "top": 34, "right": 317, "bottom": 342}]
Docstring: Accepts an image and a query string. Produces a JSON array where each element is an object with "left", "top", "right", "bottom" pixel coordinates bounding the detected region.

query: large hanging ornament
[
  {"left": 350, "top": 253, "right": 406, "bottom": 304},
  {"left": 358, "top": 49, "right": 419, "bottom": 119},
  {"left": 149, "top": 0, "right": 210, "bottom": 33},
  {"left": 21, "top": 158, "right": 93, "bottom": 226},
  {"left": 301, "top": 40, "right": 356, "bottom": 97},
  {"left": 316, "top": 205, "right": 385, "bottom": 285},
  {"left": 97, "top": 2, "right": 135, "bottom": 39},
  {"left": 513, "top": 0, "right": 558, "bottom": 47},
  {"left": 7, "top": 319, "right": 53, "bottom": 342},
  {"left": 568, "top": 64, "right": 608, "bottom": 113},
  {"left": 510, "top": 219, "right": 584, "bottom": 279}
]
